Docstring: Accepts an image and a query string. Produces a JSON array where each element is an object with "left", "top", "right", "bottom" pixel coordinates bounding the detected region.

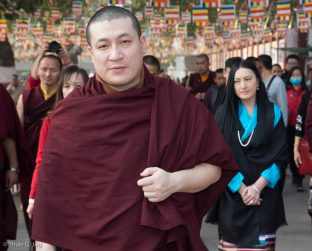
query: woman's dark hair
[
  {"left": 54, "top": 65, "right": 89, "bottom": 106},
  {"left": 217, "top": 60, "right": 270, "bottom": 142},
  {"left": 286, "top": 66, "right": 306, "bottom": 91}
]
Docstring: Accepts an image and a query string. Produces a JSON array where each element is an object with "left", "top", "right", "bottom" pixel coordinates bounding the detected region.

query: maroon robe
[
  {"left": 21, "top": 86, "right": 56, "bottom": 235},
  {"left": 0, "top": 85, "right": 31, "bottom": 248},
  {"left": 189, "top": 71, "right": 215, "bottom": 96},
  {"left": 305, "top": 91, "right": 312, "bottom": 151},
  {"left": 32, "top": 68, "right": 238, "bottom": 251}
]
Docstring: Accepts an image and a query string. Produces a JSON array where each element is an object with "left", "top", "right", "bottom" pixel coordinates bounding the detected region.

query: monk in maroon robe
[
  {"left": 186, "top": 54, "right": 215, "bottom": 101},
  {"left": 16, "top": 54, "right": 62, "bottom": 235},
  {"left": 32, "top": 6, "right": 238, "bottom": 251},
  {"left": 0, "top": 85, "right": 31, "bottom": 250}
]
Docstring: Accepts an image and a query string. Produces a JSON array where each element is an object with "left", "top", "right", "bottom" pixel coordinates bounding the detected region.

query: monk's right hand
[
  {"left": 27, "top": 201, "right": 34, "bottom": 219},
  {"left": 137, "top": 167, "right": 176, "bottom": 203}
]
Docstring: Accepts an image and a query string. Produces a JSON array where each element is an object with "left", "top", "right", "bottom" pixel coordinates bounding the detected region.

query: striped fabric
[{"left": 218, "top": 234, "right": 276, "bottom": 251}]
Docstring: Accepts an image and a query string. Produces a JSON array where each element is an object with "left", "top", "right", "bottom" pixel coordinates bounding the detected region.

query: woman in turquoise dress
[{"left": 208, "top": 60, "right": 288, "bottom": 251}]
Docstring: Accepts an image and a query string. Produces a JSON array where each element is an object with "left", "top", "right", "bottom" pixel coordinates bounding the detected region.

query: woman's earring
[{"left": 257, "top": 86, "right": 259, "bottom": 90}]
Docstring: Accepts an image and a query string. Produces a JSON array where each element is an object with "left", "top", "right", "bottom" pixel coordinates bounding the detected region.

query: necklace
[{"left": 237, "top": 130, "right": 254, "bottom": 147}]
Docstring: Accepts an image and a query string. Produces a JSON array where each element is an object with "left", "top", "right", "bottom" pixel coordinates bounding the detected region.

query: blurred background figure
[
  {"left": 185, "top": 53, "right": 215, "bottom": 101},
  {"left": 143, "top": 55, "right": 161, "bottom": 76},
  {"left": 286, "top": 66, "right": 307, "bottom": 191},
  {"left": 258, "top": 54, "right": 288, "bottom": 126},
  {"left": 282, "top": 55, "right": 300, "bottom": 83},
  {"left": 272, "top": 64, "right": 283, "bottom": 77},
  {"left": 6, "top": 74, "right": 24, "bottom": 105}
]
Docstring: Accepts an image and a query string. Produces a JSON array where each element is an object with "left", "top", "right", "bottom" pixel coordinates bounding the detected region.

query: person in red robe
[
  {"left": 16, "top": 54, "right": 62, "bottom": 236},
  {"left": 0, "top": 84, "right": 31, "bottom": 250},
  {"left": 32, "top": 6, "right": 238, "bottom": 251}
]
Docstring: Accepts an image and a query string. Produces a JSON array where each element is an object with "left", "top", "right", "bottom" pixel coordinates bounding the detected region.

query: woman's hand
[
  {"left": 294, "top": 145, "right": 302, "bottom": 168},
  {"left": 27, "top": 201, "right": 34, "bottom": 219},
  {"left": 241, "top": 186, "right": 261, "bottom": 206}
]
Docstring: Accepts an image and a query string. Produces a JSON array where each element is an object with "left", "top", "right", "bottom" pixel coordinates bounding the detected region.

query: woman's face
[
  {"left": 290, "top": 69, "right": 303, "bottom": 89},
  {"left": 291, "top": 69, "right": 302, "bottom": 79},
  {"left": 234, "top": 67, "right": 258, "bottom": 103},
  {"left": 272, "top": 65, "right": 282, "bottom": 76},
  {"left": 62, "top": 72, "right": 85, "bottom": 98}
]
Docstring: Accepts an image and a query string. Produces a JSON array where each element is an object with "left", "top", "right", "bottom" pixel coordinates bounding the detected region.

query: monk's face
[
  {"left": 88, "top": 17, "right": 146, "bottom": 91},
  {"left": 196, "top": 57, "right": 209, "bottom": 75},
  {"left": 38, "top": 58, "right": 61, "bottom": 87}
]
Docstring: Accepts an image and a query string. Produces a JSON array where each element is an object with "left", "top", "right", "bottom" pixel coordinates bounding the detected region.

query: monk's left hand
[{"left": 137, "top": 167, "right": 176, "bottom": 202}]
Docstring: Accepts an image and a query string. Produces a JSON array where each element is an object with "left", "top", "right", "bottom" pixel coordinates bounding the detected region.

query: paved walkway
[{"left": 7, "top": 172, "right": 312, "bottom": 251}]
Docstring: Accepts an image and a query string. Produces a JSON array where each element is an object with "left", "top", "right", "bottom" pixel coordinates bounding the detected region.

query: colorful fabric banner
[
  {"left": 276, "top": 0, "right": 291, "bottom": 21},
  {"left": 202, "top": 0, "right": 220, "bottom": 8},
  {"left": 203, "top": 24, "right": 215, "bottom": 39},
  {"left": 220, "top": 4, "right": 236, "bottom": 20},
  {"left": 164, "top": 6, "right": 180, "bottom": 24},
  {"left": 15, "top": 18, "right": 31, "bottom": 33},
  {"left": 145, "top": 6, "right": 154, "bottom": 19},
  {"left": 181, "top": 11, "right": 192, "bottom": 23},
  {"left": 50, "top": 7, "right": 62, "bottom": 20},
  {"left": 62, "top": 18, "right": 76, "bottom": 34},
  {"left": 275, "top": 22, "right": 288, "bottom": 34},
  {"left": 149, "top": 0, "right": 168, "bottom": 8},
  {"left": 304, "top": 1, "right": 312, "bottom": 17},
  {"left": 248, "top": 0, "right": 269, "bottom": 7},
  {"left": 31, "top": 25, "right": 44, "bottom": 37},
  {"left": 239, "top": 10, "right": 248, "bottom": 23},
  {"left": 0, "top": 19, "right": 7, "bottom": 41},
  {"left": 175, "top": 23, "right": 187, "bottom": 37},
  {"left": 249, "top": 6, "right": 265, "bottom": 23},
  {"left": 219, "top": 5, "right": 236, "bottom": 29},
  {"left": 192, "top": 6, "right": 209, "bottom": 27},
  {"left": 109, "top": 0, "right": 126, "bottom": 4},
  {"left": 297, "top": 9, "right": 310, "bottom": 32},
  {"left": 72, "top": 1, "right": 83, "bottom": 18}
]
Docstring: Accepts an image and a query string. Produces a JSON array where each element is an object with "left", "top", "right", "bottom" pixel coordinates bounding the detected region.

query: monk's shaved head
[{"left": 86, "top": 6, "right": 141, "bottom": 46}]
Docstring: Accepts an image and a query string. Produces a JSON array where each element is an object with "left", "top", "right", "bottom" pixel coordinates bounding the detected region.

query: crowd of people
[{"left": 1, "top": 5, "right": 312, "bottom": 251}]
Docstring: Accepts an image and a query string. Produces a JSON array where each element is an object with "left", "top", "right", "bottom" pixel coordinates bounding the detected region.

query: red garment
[
  {"left": 28, "top": 75, "right": 40, "bottom": 89},
  {"left": 29, "top": 117, "right": 51, "bottom": 199},
  {"left": 305, "top": 92, "right": 312, "bottom": 151},
  {"left": 287, "top": 88, "right": 305, "bottom": 127},
  {"left": 32, "top": 68, "right": 238, "bottom": 251}
]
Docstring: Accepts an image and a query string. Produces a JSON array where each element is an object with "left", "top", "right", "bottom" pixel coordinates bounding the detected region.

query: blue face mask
[{"left": 290, "top": 77, "right": 302, "bottom": 86}]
